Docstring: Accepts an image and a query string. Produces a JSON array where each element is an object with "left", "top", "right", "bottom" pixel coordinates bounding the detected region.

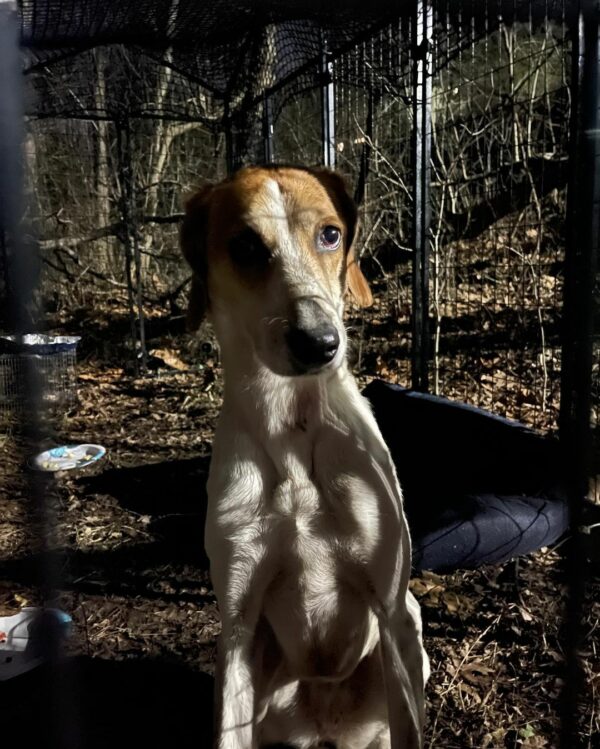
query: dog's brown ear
[
  {"left": 180, "top": 186, "right": 213, "bottom": 331},
  {"left": 346, "top": 250, "right": 373, "bottom": 308},
  {"left": 311, "top": 168, "right": 372, "bottom": 308}
]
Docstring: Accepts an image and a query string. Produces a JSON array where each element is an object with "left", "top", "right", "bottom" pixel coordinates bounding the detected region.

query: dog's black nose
[{"left": 286, "top": 324, "right": 340, "bottom": 372}]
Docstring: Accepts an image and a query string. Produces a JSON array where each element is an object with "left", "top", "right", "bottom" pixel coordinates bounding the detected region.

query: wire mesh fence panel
[
  {"left": 307, "top": 5, "right": 572, "bottom": 429},
  {"left": 237, "top": 4, "right": 573, "bottom": 433},
  {"left": 13, "top": 0, "right": 580, "bottom": 431},
  {"left": 10, "top": 6, "right": 584, "bottom": 439},
  {"left": 427, "top": 3, "right": 571, "bottom": 432},
  {"left": 272, "top": 84, "right": 323, "bottom": 167},
  {"left": 1, "top": 2, "right": 598, "bottom": 748},
  {"left": 334, "top": 18, "right": 415, "bottom": 386},
  {"left": 0, "top": 345, "right": 78, "bottom": 424}
]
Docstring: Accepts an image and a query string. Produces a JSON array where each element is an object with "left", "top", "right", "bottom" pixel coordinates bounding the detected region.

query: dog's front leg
[
  {"left": 213, "top": 549, "right": 274, "bottom": 749},
  {"left": 376, "top": 604, "right": 424, "bottom": 749},
  {"left": 370, "top": 544, "right": 427, "bottom": 749},
  {"left": 217, "top": 619, "right": 258, "bottom": 749}
]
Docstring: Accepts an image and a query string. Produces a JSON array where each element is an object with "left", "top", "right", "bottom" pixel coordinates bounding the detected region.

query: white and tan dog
[{"left": 181, "top": 166, "right": 428, "bottom": 749}]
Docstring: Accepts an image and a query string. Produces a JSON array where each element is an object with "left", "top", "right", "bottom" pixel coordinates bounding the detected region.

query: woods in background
[{"left": 18, "top": 20, "right": 573, "bottom": 429}]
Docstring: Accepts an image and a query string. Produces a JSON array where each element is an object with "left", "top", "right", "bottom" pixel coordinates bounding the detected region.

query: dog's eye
[
  {"left": 317, "top": 226, "right": 342, "bottom": 252},
  {"left": 228, "top": 229, "right": 271, "bottom": 270}
]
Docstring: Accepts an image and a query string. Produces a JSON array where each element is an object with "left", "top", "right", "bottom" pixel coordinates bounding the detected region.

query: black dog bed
[{"left": 363, "top": 380, "right": 570, "bottom": 572}]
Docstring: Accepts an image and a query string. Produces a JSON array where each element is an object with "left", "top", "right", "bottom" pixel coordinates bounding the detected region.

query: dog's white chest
[{"left": 258, "top": 436, "right": 384, "bottom": 683}]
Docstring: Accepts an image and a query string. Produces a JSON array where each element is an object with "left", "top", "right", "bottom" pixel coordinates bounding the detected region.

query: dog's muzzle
[
  {"left": 286, "top": 324, "right": 339, "bottom": 371},
  {"left": 286, "top": 298, "right": 340, "bottom": 373}
]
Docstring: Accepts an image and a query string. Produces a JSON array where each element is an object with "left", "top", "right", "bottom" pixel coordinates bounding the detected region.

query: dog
[{"left": 181, "top": 166, "right": 428, "bottom": 749}]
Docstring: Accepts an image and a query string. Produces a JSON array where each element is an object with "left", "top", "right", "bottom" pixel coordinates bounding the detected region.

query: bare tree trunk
[
  {"left": 138, "top": 0, "right": 208, "bottom": 274},
  {"left": 502, "top": 24, "right": 522, "bottom": 164},
  {"left": 93, "top": 48, "right": 117, "bottom": 273},
  {"left": 23, "top": 124, "right": 38, "bottom": 211}
]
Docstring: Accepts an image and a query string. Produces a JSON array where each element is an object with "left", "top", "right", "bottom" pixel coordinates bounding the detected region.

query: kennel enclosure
[{"left": 0, "top": 1, "right": 598, "bottom": 746}]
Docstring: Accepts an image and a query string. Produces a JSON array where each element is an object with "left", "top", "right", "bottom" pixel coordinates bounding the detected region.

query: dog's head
[{"left": 180, "top": 166, "right": 372, "bottom": 377}]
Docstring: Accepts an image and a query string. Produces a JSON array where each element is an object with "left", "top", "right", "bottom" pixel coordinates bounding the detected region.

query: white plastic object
[
  {"left": 0, "top": 607, "right": 72, "bottom": 680},
  {"left": 32, "top": 444, "right": 106, "bottom": 472}
]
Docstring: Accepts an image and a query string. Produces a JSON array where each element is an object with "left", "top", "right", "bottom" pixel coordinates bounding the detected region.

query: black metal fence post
[
  {"left": 224, "top": 100, "right": 237, "bottom": 174},
  {"left": 263, "top": 94, "right": 274, "bottom": 164},
  {"left": 411, "top": 0, "right": 433, "bottom": 392},
  {"left": 0, "top": 3, "right": 81, "bottom": 746},
  {"left": 321, "top": 37, "right": 336, "bottom": 168},
  {"left": 0, "top": 0, "right": 33, "bottom": 334},
  {"left": 559, "top": 2, "right": 599, "bottom": 747}
]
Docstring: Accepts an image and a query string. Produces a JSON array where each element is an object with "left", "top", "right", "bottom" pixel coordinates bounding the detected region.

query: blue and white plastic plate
[{"left": 32, "top": 444, "right": 106, "bottom": 472}]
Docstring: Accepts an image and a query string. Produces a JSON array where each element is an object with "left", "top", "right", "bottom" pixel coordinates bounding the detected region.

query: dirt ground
[{"left": 0, "top": 303, "right": 598, "bottom": 749}]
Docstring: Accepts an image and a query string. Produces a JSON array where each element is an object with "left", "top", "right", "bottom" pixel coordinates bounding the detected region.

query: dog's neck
[
  {"left": 227, "top": 359, "right": 348, "bottom": 437},
  {"left": 213, "top": 323, "right": 391, "bottom": 494},
  {"left": 217, "top": 335, "right": 352, "bottom": 439}
]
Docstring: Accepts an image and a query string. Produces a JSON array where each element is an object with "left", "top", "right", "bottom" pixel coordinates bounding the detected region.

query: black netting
[
  {"left": 21, "top": 1, "right": 573, "bottom": 114},
  {"left": 20, "top": 1, "right": 399, "bottom": 105},
  {"left": 17, "top": 2, "right": 577, "bottom": 432},
  {"left": 26, "top": 46, "right": 223, "bottom": 122}
]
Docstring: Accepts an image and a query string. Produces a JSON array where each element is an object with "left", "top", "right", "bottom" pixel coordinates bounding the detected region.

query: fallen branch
[
  {"left": 38, "top": 213, "right": 186, "bottom": 255},
  {"left": 142, "top": 213, "right": 185, "bottom": 225},
  {"left": 38, "top": 222, "right": 124, "bottom": 253}
]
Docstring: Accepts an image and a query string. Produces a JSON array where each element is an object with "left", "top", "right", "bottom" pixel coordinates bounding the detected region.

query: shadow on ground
[
  {"left": 80, "top": 455, "right": 211, "bottom": 519},
  {"left": 1, "top": 656, "right": 214, "bottom": 749},
  {"left": 0, "top": 456, "right": 212, "bottom": 598}
]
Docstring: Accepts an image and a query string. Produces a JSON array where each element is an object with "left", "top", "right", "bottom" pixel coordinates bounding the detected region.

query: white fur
[
  {"left": 198, "top": 172, "right": 429, "bottom": 749},
  {"left": 207, "top": 363, "right": 428, "bottom": 749}
]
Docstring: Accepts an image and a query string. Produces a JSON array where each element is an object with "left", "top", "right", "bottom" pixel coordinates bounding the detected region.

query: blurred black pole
[
  {"left": 0, "top": 3, "right": 80, "bottom": 746},
  {"left": 224, "top": 100, "right": 237, "bottom": 175},
  {"left": 262, "top": 94, "right": 274, "bottom": 165},
  {"left": 560, "top": 2, "right": 598, "bottom": 747},
  {"left": 0, "top": 0, "right": 35, "bottom": 331},
  {"left": 321, "top": 35, "right": 336, "bottom": 168},
  {"left": 411, "top": 0, "right": 432, "bottom": 393}
]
